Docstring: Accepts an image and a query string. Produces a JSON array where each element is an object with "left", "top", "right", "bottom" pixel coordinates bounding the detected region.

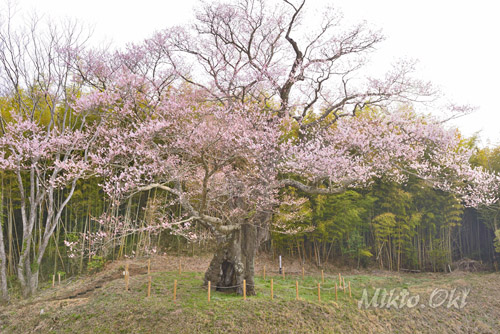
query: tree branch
[{"left": 279, "top": 178, "right": 353, "bottom": 194}]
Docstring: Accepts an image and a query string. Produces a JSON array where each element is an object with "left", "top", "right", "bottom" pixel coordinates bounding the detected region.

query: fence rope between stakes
[
  {"left": 122, "top": 261, "right": 353, "bottom": 302},
  {"left": 135, "top": 276, "right": 342, "bottom": 290},
  {"left": 146, "top": 280, "right": 340, "bottom": 292}
]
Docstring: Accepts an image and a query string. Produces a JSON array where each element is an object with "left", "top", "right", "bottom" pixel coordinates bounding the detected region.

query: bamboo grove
[
  {"left": 271, "top": 150, "right": 500, "bottom": 273},
  {"left": 0, "top": 141, "right": 499, "bottom": 292}
]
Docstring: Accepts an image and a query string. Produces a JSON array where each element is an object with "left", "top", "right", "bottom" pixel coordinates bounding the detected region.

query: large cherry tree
[{"left": 79, "top": 0, "right": 498, "bottom": 295}]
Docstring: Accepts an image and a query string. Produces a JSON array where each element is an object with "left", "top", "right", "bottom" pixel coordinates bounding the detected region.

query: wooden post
[
  {"left": 343, "top": 278, "right": 346, "bottom": 295},
  {"left": 58, "top": 273, "right": 61, "bottom": 284},
  {"left": 243, "top": 279, "right": 246, "bottom": 300},
  {"left": 282, "top": 266, "right": 285, "bottom": 279},
  {"left": 52, "top": 275, "right": 55, "bottom": 288},
  {"left": 295, "top": 281, "right": 299, "bottom": 300},
  {"left": 321, "top": 270, "right": 324, "bottom": 284},
  {"left": 125, "top": 263, "right": 129, "bottom": 291},
  {"left": 147, "top": 276, "right": 151, "bottom": 297},
  {"left": 263, "top": 265, "right": 266, "bottom": 280},
  {"left": 270, "top": 279, "right": 274, "bottom": 300},
  {"left": 348, "top": 281, "right": 351, "bottom": 298},
  {"left": 335, "top": 283, "right": 338, "bottom": 301},
  {"left": 178, "top": 260, "right": 181, "bottom": 275},
  {"left": 148, "top": 259, "right": 151, "bottom": 275},
  {"left": 302, "top": 267, "right": 304, "bottom": 280},
  {"left": 173, "top": 279, "right": 177, "bottom": 301},
  {"left": 317, "top": 283, "right": 321, "bottom": 302},
  {"left": 208, "top": 281, "right": 211, "bottom": 302}
]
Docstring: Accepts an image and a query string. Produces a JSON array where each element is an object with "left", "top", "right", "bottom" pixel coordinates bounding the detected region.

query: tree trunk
[
  {"left": 0, "top": 178, "right": 9, "bottom": 301},
  {"left": 0, "top": 212, "right": 9, "bottom": 301},
  {"left": 17, "top": 255, "right": 33, "bottom": 297},
  {"left": 204, "top": 223, "right": 266, "bottom": 296}
]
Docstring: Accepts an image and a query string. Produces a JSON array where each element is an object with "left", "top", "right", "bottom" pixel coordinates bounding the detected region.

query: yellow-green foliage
[
  {"left": 372, "top": 212, "right": 397, "bottom": 245},
  {"left": 495, "top": 230, "right": 500, "bottom": 254}
]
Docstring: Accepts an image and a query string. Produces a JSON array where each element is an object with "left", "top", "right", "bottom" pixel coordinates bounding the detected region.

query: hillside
[{"left": 1, "top": 255, "right": 499, "bottom": 333}]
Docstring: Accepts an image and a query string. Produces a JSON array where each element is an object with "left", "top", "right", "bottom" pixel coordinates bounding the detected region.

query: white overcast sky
[{"left": 8, "top": 0, "right": 500, "bottom": 147}]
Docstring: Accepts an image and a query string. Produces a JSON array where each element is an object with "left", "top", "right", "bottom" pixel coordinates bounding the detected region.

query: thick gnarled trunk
[{"left": 204, "top": 223, "right": 265, "bottom": 295}]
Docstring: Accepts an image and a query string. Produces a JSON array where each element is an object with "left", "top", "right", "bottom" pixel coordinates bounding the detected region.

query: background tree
[{"left": 0, "top": 9, "right": 95, "bottom": 297}]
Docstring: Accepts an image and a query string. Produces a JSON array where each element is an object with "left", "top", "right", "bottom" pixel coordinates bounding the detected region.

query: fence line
[
  {"left": 119, "top": 259, "right": 355, "bottom": 304},
  {"left": 129, "top": 275, "right": 349, "bottom": 293}
]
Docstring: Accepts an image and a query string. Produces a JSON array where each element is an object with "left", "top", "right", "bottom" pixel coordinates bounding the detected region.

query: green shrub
[{"left": 87, "top": 256, "right": 105, "bottom": 273}]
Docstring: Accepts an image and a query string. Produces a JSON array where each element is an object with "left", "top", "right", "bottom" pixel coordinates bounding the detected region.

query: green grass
[
  {"left": 122, "top": 270, "right": 386, "bottom": 306},
  {"left": 2, "top": 269, "right": 500, "bottom": 333}
]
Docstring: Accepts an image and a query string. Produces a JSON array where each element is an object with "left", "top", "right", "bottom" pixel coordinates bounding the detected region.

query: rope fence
[{"left": 117, "top": 259, "right": 357, "bottom": 304}]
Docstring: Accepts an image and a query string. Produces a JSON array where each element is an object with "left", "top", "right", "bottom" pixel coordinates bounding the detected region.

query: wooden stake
[
  {"left": 263, "top": 265, "right": 266, "bottom": 280},
  {"left": 243, "top": 279, "right": 246, "bottom": 300},
  {"left": 125, "top": 263, "right": 129, "bottom": 291},
  {"left": 208, "top": 281, "right": 211, "bottom": 302},
  {"left": 147, "top": 276, "right": 151, "bottom": 297},
  {"left": 270, "top": 279, "right": 274, "bottom": 300},
  {"left": 173, "top": 279, "right": 177, "bottom": 301},
  {"left": 302, "top": 266, "right": 304, "bottom": 280},
  {"left": 335, "top": 283, "right": 338, "bottom": 301},
  {"left": 343, "top": 278, "right": 346, "bottom": 295},
  {"left": 52, "top": 275, "right": 55, "bottom": 288},
  {"left": 349, "top": 281, "right": 351, "bottom": 298},
  {"left": 282, "top": 266, "right": 285, "bottom": 279},
  {"left": 317, "top": 283, "right": 321, "bottom": 302},
  {"left": 321, "top": 270, "right": 324, "bottom": 283},
  {"left": 295, "top": 281, "right": 299, "bottom": 300},
  {"left": 58, "top": 273, "right": 61, "bottom": 284},
  {"left": 147, "top": 259, "right": 151, "bottom": 275}
]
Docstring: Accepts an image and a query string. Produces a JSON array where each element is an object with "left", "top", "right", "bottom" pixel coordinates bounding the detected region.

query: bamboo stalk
[
  {"left": 208, "top": 281, "right": 211, "bottom": 302},
  {"left": 148, "top": 259, "right": 151, "bottom": 275},
  {"left": 321, "top": 270, "right": 324, "bottom": 283}
]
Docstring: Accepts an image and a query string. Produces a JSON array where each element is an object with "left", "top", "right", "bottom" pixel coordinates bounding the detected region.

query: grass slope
[{"left": 1, "top": 258, "right": 499, "bottom": 333}]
